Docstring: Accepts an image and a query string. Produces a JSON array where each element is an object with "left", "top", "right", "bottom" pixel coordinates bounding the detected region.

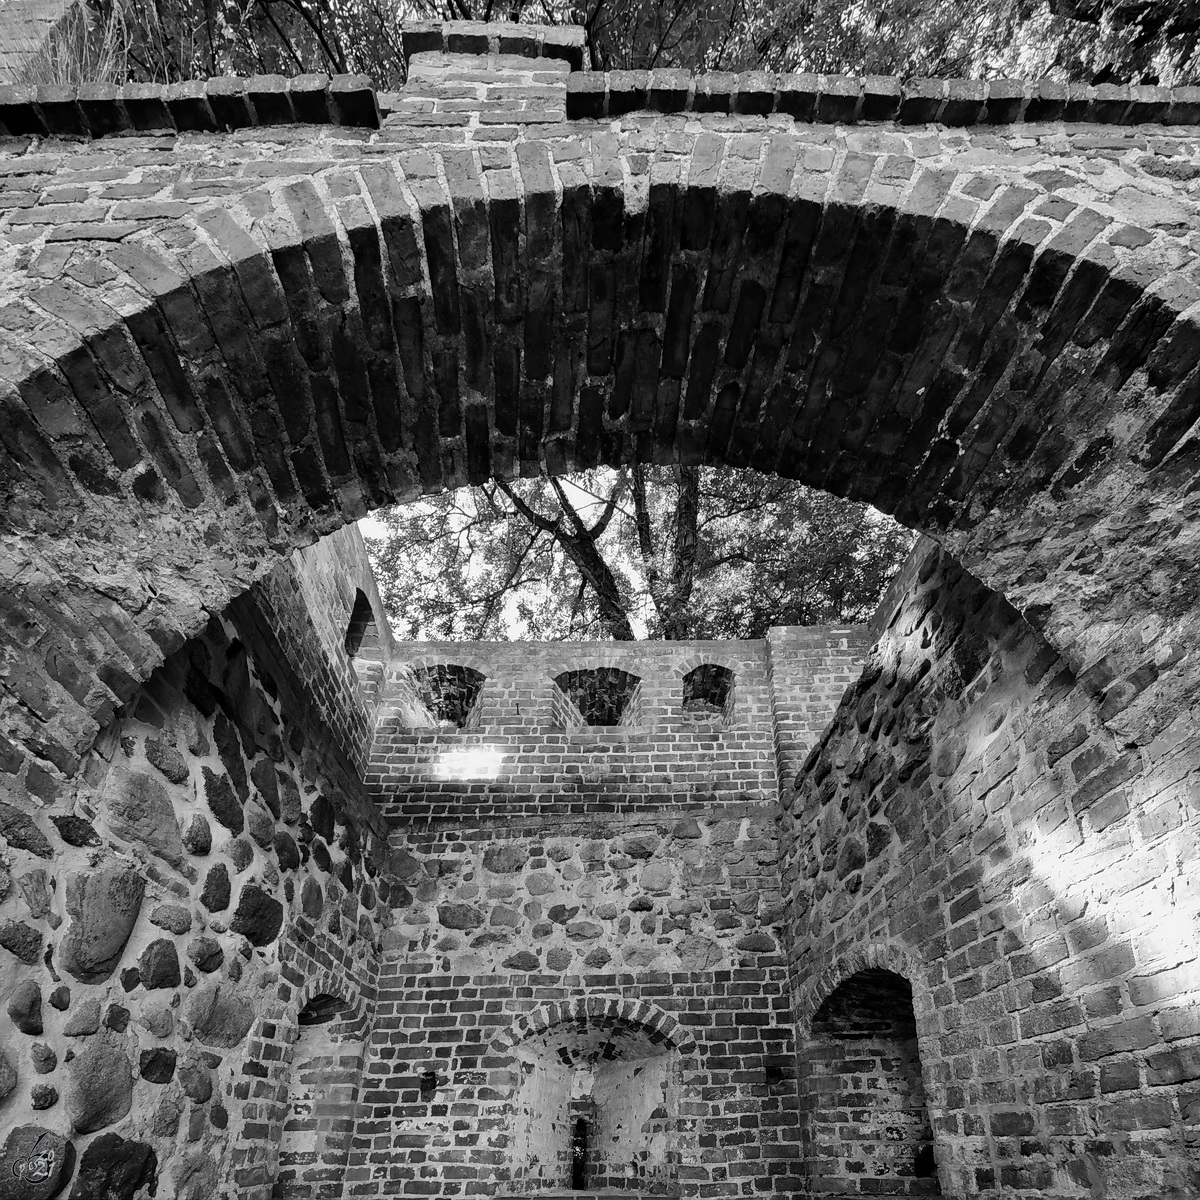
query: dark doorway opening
[{"left": 571, "top": 1116, "right": 588, "bottom": 1189}]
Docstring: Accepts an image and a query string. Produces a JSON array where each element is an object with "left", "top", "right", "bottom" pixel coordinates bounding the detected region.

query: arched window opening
[
  {"left": 298, "top": 993, "right": 347, "bottom": 1026},
  {"left": 413, "top": 664, "right": 486, "bottom": 729},
  {"left": 552, "top": 668, "right": 643, "bottom": 728},
  {"left": 273, "top": 996, "right": 364, "bottom": 1200},
  {"left": 800, "top": 969, "right": 940, "bottom": 1195},
  {"left": 682, "top": 664, "right": 735, "bottom": 723}
]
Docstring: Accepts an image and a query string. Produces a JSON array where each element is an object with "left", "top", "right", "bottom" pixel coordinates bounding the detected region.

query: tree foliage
[
  {"left": 20, "top": 0, "right": 1200, "bottom": 88},
  {"left": 365, "top": 467, "right": 915, "bottom": 642}
]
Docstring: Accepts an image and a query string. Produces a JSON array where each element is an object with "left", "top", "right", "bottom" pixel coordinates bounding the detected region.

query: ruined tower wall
[
  {"left": 0, "top": 541, "right": 393, "bottom": 1199},
  {"left": 784, "top": 541, "right": 1200, "bottom": 1198},
  {"left": 355, "top": 633, "right": 867, "bottom": 1196}
]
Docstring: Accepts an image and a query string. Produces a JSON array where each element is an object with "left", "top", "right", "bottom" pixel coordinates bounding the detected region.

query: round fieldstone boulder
[
  {"left": 48, "top": 986, "right": 70, "bottom": 1011},
  {"left": 172, "top": 1154, "right": 218, "bottom": 1200},
  {"left": 309, "top": 795, "right": 335, "bottom": 842},
  {"left": 227, "top": 837, "right": 254, "bottom": 873},
  {"left": 30, "top": 1084, "right": 57, "bottom": 1110},
  {"left": 202, "top": 767, "right": 243, "bottom": 835},
  {"left": 70, "top": 1132, "right": 157, "bottom": 1200},
  {"left": 0, "top": 921, "right": 43, "bottom": 964},
  {"left": 300, "top": 877, "right": 323, "bottom": 919},
  {"left": 0, "top": 803, "right": 53, "bottom": 859},
  {"left": 679, "top": 935, "right": 723, "bottom": 971},
  {"left": 146, "top": 737, "right": 189, "bottom": 785},
  {"left": 310, "top": 840, "right": 331, "bottom": 872},
  {"left": 102, "top": 767, "right": 185, "bottom": 869},
  {"left": 63, "top": 999, "right": 100, "bottom": 1037},
  {"left": 139, "top": 940, "right": 182, "bottom": 990},
  {"left": 273, "top": 831, "right": 300, "bottom": 872},
  {"left": 245, "top": 804, "right": 275, "bottom": 850},
  {"left": 180, "top": 813, "right": 211, "bottom": 857},
  {"left": 640, "top": 861, "right": 673, "bottom": 892},
  {"left": 482, "top": 844, "right": 528, "bottom": 874},
  {"left": 177, "top": 1059, "right": 213, "bottom": 1102},
  {"left": 836, "top": 837, "right": 867, "bottom": 879},
  {"left": 735, "top": 932, "right": 777, "bottom": 953},
  {"left": 617, "top": 833, "right": 660, "bottom": 859},
  {"left": 139, "top": 1047, "right": 177, "bottom": 1084},
  {"left": 31, "top": 1044, "right": 56, "bottom": 1074},
  {"left": 104, "top": 1004, "right": 130, "bottom": 1033},
  {"left": 566, "top": 921, "right": 604, "bottom": 942},
  {"left": 546, "top": 947, "right": 573, "bottom": 971},
  {"left": 1, "top": 1125, "right": 74, "bottom": 1200},
  {"left": 59, "top": 864, "right": 146, "bottom": 984},
  {"left": 49, "top": 815, "right": 100, "bottom": 847},
  {"left": 229, "top": 883, "right": 283, "bottom": 946},
  {"left": 65, "top": 1040, "right": 134, "bottom": 1133},
  {"left": 150, "top": 905, "right": 192, "bottom": 935},
  {"left": 0, "top": 1047, "right": 16, "bottom": 1102},
  {"left": 438, "top": 904, "right": 484, "bottom": 931},
  {"left": 200, "top": 864, "right": 230, "bottom": 913},
  {"left": 502, "top": 951, "right": 539, "bottom": 971},
  {"left": 139, "top": 1003, "right": 173, "bottom": 1039},
  {"left": 186, "top": 937, "right": 223, "bottom": 974},
  {"left": 250, "top": 759, "right": 280, "bottom": 817},
  {"left": 8, "top": 979, "right": 43, "bottom": 1034},
  {"left": 150, "top": 1095, "right": 181, "bottom": 1138},
  {"left": 186, "top": 982, "right": 255, "bottom": 1048},
  {"left": 278, "top": 777, "right": 301, "bottom": 825}
]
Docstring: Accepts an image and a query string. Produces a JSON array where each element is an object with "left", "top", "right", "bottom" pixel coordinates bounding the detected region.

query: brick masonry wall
[
  {"left": 368, "top": 636, "right": 859, "bottom": 822},
  {"left": 2, "top": 34, "right": 1200, "bottom": 806},
  {"left": 357, "top": 812, "right": 800, "bottom": 1197},
  {"left": 783, "top": 541, "right": 1200, "bottom": 1199},
  {"left": 348, "top": 632, "right": 863, "bottom": 1197},
  {"left": 0, "top": 20, "right": 1199, "bottom": 1200}
]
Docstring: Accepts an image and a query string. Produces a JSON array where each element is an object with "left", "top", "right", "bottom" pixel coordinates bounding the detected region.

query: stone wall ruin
[{"left": 0, "top": 16, "right": 1199, "bottom": 1200}]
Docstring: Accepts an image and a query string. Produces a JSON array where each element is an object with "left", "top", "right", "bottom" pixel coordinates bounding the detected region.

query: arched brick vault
[{"left": 2, "top": 57, "right": 1200, "bottom": 792}]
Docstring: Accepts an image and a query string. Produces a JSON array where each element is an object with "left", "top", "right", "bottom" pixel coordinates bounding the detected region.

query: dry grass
[{"left": 17, "top": 0, "right": 132, "bottom": 86}]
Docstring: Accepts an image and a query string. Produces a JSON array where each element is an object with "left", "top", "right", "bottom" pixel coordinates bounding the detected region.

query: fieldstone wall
[
  {"left": 784, "top": 539, "right": 1200, "bottom": 1198},
  {"left": 0, "top": 20, "right": 1198, "bottom": 1198},
  {"left": 349, "top": 631, "right": 865, "bottom": 1197},
  {"left": 0, "top": 544, "right": 394, "bottom": 1200}
]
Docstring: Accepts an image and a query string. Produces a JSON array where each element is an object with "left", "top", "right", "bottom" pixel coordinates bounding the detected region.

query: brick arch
[
  {"left": 2, "top": 114, "right": 1199, "bottom": 790},
  {"left": 673, "top": 651, "right": 743, "bottom": 679},
  {"left": 794, "top": 941, "right": 931, "bottom": 1041},
  {"left": 491, "top": 995, "right": 698, "bottom": 1057}
]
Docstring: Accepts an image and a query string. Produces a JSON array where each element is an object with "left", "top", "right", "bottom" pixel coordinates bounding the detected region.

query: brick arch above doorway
[
  {"left": 492, "top": 994, "right": 699, "bottom": 1057},
  {"left": 1, "top": 35, "right": 1199, "bottom": 799}
]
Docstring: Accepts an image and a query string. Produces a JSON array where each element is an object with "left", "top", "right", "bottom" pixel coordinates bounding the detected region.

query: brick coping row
[{"left": 1, "top": 15, "right": 1198, "bottom": 141}]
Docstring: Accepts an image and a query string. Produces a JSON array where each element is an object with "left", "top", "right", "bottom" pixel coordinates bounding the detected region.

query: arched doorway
[
  {"left": 494, "top": 998, "right": 695, "bottom": 1195},
  {"left": 800, "top": 969, "right": 940, "bottom": 1196},
  {"left": 273, "top": 993, "right": 363, "bottom": 1200}
]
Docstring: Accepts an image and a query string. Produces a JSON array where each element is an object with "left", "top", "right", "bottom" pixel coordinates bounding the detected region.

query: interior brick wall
[{"left": 784, "top": 541, "right": 1200, "bottom": 1198}]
